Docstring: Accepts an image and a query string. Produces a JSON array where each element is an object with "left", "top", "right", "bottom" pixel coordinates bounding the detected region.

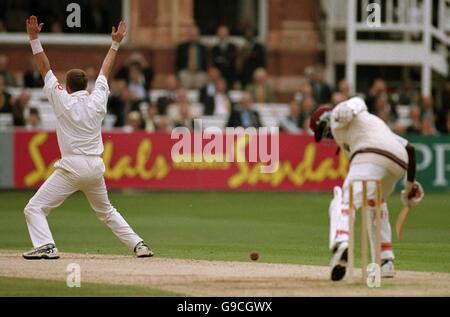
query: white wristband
[
  {"left": 111, "top": 41, "right": 120, "bottom": 51},
  {"left": 30, "top": 39, "right": 43, "bottom": 55}
]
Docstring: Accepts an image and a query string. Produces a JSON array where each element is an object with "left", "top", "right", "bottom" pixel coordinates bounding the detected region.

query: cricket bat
[{"left": 396, "top": 206, "right": 411, "bottom": 241}]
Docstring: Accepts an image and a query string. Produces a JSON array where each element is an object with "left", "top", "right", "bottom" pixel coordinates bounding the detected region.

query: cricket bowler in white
[
  {"left": 310, "top": 97, "right": 424, "bottom": 281},
  {"left": 22, "top": 16, "right": 153, "bottom": 259}
]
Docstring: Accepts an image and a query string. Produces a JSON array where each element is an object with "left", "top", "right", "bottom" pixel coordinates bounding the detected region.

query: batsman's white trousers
[
  {"left": 334, "top": 163, "right": 404, "bottom": 260},
  {"left": 24, "top": 155, "right": 143, "bottom": 250}
]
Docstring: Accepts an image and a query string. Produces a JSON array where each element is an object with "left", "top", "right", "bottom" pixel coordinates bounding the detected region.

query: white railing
[{"left": 323, "top": 0, "right": 450, "bottom": 95}]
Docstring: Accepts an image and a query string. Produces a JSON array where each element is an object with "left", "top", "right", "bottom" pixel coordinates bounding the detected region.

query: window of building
[
  {"left": 194, "top": 0, "right": 262, "bottom": 36},
  {"left": 0, "top": 0, "right": 128, "bottom": 45}
]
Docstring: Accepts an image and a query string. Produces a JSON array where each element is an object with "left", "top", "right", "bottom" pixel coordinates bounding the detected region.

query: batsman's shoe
[
  {"left": 134, "top": 241, "right": 154, "bottom": 258},
  {"left": 22, "top": 243, "right": 59, "bottom": 260},
  {"left": 381, "top": 259, "right": 395, "bottom": 278},
  {"left": 330, "top": 241, "right": 348, "bottom": 281}
]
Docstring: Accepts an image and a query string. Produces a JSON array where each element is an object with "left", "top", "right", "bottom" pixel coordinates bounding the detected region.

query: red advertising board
[{"left": 13, "top": 130, "right": 347, "bottom": 191}]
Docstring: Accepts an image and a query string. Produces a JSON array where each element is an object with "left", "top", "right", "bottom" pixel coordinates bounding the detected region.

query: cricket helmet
[{"left": 309, "top": 105, "right": 333, "bottom": 142}]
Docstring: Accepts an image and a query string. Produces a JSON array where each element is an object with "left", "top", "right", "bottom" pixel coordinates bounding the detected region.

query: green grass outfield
[
  {"left": 0, "top": 276, "right": 180, "bottom": 296},
  {"left": 1, "top": 191, "right": 449, "bottom": 274}
]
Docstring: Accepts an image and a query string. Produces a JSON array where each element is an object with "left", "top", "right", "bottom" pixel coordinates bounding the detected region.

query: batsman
[{"left": 310, "top": 97, "right": 424, "bottom": 281}]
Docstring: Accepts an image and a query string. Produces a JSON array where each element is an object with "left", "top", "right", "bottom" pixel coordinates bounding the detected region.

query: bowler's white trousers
[
  {"left": 24, "top": 155, "right": 143, "bottom": 250},
  {"left": 333, "top": 163, "right": 404, "bottom": 260}
]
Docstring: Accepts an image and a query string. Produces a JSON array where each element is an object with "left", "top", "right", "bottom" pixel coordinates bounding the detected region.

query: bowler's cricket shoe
[
  {"left": 381, "top": 259, "right": 395, "bottom": 278},
  {"left": 330, "top": 241, "right": 348, "bottom": 281},
  {"left": 22, "top": 243, "right": 59, "bottom": 260},
  {"left": 134, "top": 241, "right": 154, "bottom": 258}
]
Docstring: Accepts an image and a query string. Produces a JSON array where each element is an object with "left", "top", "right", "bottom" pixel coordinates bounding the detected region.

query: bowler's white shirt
[{"left": 43, "top": 71, "right": 109, "bottom": 157}]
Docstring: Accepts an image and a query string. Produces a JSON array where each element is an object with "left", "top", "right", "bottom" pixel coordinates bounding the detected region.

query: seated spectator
[
  {"left": 421, "top": 96, "right": 436, "bottom": 130},
  {"left": 23, "top": 58, "right": 44, "bottom": 88},
  {"left": 12, "top": 90, "right": 30, "bottom": 127},
  {"left": 0, "top": 19, "right": 6, "bottom": 32},
  {"left": 337, "top": 79, "right": 351, "bottom": 100},
  {"left": 167, "top": 88, "right": 193, "bottom": 126},
  {"left": 128, "top": 64, "right": 149, "bottom": 105},
  {"left": 176, "top": 26, "right": 207, "bottom": 89},
  {"left": 446, "top": 111, "right": 450, "bottom": 134},
  {"left": 156, "top": 116, "right": 173, "bottom": 133},
  {"left": 398, "top": 79, "right": 419, "bottom": 105},
  {"left": 26, "top": 108, "right": 41, "bottom": 130},
  {"left": 421, "top": 117, "right": 437, "bottom": 135},
  {"left": 246, "top": 68, "right": 276, "bottom": 103},
  {"left": 0, "top": 54, "right": 17, "bottom": 87},
  {"left": 115, "top": 52, "right": 154, "bottom": 90},
  {"left": 145, "top": 104, "right": 158, "bottom": 133},
  {"left": 85, "top": 67, "right": 97, "bottom": 93},
  {"left": 366, "top": 78, "right": 389, "bottom": 114},
  {"left": 331, "top": 92, "right": 346, "bottom": 107},
  {"left": 174, "top": 103, "right": 194, "bottom": 129},
  {"left": 310, "top": 66, "right": 332, "bottom": 105},
  {"left": 240, "top": 28, "right": 266, "bottom": 89},
  {"left": 279, "top": 101, "right": 302, "bottom": 133},
  {"left": 212, "top": 25, "right": 237, "bottom": 89},
  {"left": 204, "top": 79, "right": 232, "bottom": 118},
  {"left": 298, "top": 96, "right": 316, "bottom": 129},
  {"left": 199, "top": 67, "right": 222, "bottom": 113},
  {"left": 227, "top": 93, "right": 262, "bottom": 128},
  {"left": 0, "top": 74, "right": 13, "bottom": 113},
  {"left": 294, "top": 82, "right": 314, "bottom": 105},
  {"left": 107, "top": 80, "right": 131, "bottom": 127},
  {"left": 156, "top": 74, "right": 179, "bottom": 115},
  {"left": 373, "top": 95, "right": 395, "bottom": 125},
  {"left": 123, "top": 111, "right": 143, "bottom": 133},
  {"left": 406, "top": 105, "right": 422, "bottom": 134}
]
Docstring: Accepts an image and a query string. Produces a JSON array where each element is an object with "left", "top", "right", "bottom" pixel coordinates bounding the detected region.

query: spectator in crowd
[
  {"left": 246, "top": 68, "right": 276, "bottom": 103},
  {"left": 279, "top": 100, "right": 302, "bottom": 133},
  {"left": 174, "top": 103, "right": 194, "bottom": 129},
  {"left": 0, "top": 54, "right": 17, "bottom": 87},
  {"left": 176, "top": 26, "right": 208, "bottom": 89},
  {"left": 227, "top": 92, "right": 262, "bottom": 128},
  {"left": 167, "top": 88, "right": 193, "bottom": 126},
  {"left": 398, "top": 79, "right": 419, "bottom": 105},
  {"left": 145, "top": 104, "right": 158, "bottom": 133},
  {"left": 337, "top": 79, "right": 351, "bottom": 101},
  {"left": 373, "top": 95, "right": 395, "bottom": 125},
  {"left": 239, "top": 28, "right": 266, "bottom": 89},
  {"left": 128, "top": 64, "right": 149, "bottom": 105},
  {"left": 115, "top": 52, "right": 154, "bottom": 90},
  {"left": 421, "top": 117, "right": 437, "bottom": 135},
  {"left": 366, "top": 78, "right": 389, "bottom": 113},
  {"left": 331, "top": 92, "right": 346, "bottom": 107},
  {"left": 212, "top": 25, "right": 237, "bottom": 89},
  {"left": 204, "top": 78, "right": 232, "bottom": 117},
  {"left": 23, "top": 58, "right": 44, "bottom": 88},
  {"left": 299, "top": 96, "right": 316, "bottom": 129},
  {"left": 12, "top": 89, "right": 30, "bottom": 126},
  {"left": 421, "top": 96, "right": 436, "bottom": 129},
  {"left": 406, "top": 105, "right": 422, "bottom": 134},
  {"left": 310, "top": 66, "right": 332, "bottom": 105},
  {"left": 123, "top": 111, "right": 143, "bottom": 133},
  {"left": 107, "top": 80, "right": 131, "bottom": 127},
  {"left": 446, "top": 111, "right": 450, "bottom": 134},
  {"left": 156, "top": 74, "right": 179, "bottom": 115},
  {"left": 85, "top": 67, "right": 97, "bottom": 93},
  {"left": 0, "top": 19, "right": 6, "bottom": 32},
  {"left": 156, "top": 116, "right": 173, "bottom": 133},
  {"left": 49, "top": 17, "right": 63, "bottom": 33},
  {"left": 294, "top": 82, "right": 314, "bottom": 105},
  {"left": 437, "top": 78, "right": 450, "bottom": 133},
  {"left": 26, "top": 108, "right": 41, "bottom": 130},
  {"left": 0, "top": 74, "right": 13, "bottom": 113},
  {"left": 199, "top": 67, "right": 222, "bottom": 114}
]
